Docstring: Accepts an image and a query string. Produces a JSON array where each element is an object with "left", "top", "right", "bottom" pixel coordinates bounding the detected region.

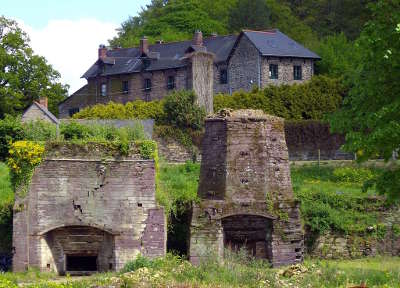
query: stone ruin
[
  {"left": 13, "top": 142, "right": 166, "bottom": 275},
  {"left": 190, "top": 109, "right": 303, "bottom": 266}
]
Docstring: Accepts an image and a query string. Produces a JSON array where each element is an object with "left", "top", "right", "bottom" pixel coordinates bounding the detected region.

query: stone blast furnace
[
  {"left": 13, "top": 142, "right": 166, "bottom": 275},
  {"left": 190, "top": 109, "right": 303, "bottom": 266}
]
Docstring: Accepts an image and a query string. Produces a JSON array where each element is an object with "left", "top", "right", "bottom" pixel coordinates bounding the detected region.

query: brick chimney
[
  {"left": 140, "top": 36, "right": 149, "bottom": 56},
  {"left": 98, "top": 44, "right": 107, "bottom": 59},
  {"left": 38, "top": 97, "right": 48, "bottom": 109},
  {"left": 193, "top": 30, "right": 203, "bottom": 46}
]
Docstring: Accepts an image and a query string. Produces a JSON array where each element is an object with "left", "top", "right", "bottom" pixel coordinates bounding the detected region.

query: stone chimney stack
[
  {"left": 193, "top": 30, "right": 203, "bottom": 46},
  {"left": 140, "top": 36, "right": 149, "bottom": 56},
  {"left": 98, "top": 44, "right": 107, "bottom": 59},
  {"left": 38, "top": 97, "right": 48, "bottom": 109}
]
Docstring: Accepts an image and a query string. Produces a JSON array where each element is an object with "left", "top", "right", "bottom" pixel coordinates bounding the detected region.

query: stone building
[
  {"left": 59, "top": 29, "right": 320, "bottom": 118},
  {"left": 190, "top": 110, "right": 303, "bottom": 266},
  {"left": 22, "top": 97, "right": 59, "bottom": 124},
  {"left": 13, "top": 143, "right": 165, "bottom": 274}
]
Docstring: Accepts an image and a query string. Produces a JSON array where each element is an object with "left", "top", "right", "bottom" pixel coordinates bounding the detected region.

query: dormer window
[{"left": 101, "top": 83, "right": 107, "bottom": 96}]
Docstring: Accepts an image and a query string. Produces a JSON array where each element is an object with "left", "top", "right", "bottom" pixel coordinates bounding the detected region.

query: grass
[
  {"left": 0, "top": 162, "right": 12, "bottom": 205},
  {"left": 1, "top": 255, "right": 399, "bottom": 287}
]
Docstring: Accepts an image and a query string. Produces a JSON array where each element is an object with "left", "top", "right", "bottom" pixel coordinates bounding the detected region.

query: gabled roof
[
  {"left": 25, "top": 102, "right": 60, "bottom": 124},
  {"left": 241, "top": 29, "right": 321, "bottom": 59},
  {"left": 82, "top": 29, "right": 320, "bottom": 79},
  {"left": 82, "top": 35, "right": 237, "bottom": 79}
]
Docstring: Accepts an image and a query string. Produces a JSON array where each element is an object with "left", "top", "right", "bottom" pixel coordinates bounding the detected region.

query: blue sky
[{"left": 2, "top": 0, "right": 151, "bottom": 94}]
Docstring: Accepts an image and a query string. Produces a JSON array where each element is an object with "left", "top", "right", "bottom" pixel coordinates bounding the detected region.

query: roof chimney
[
  {"left": 193, "top": 30, "right": 203, "bottom": 46},
  {"left": 98, "top": 44, "right": 107, "bottom": 59},
  {"left": 140, "top": 36, "right": 149, "bottom": 56},
  {"left": 155, "top": 40, "right": 164, "bottom": 44},
  {"left": 211, "top": 32, "right": 218, "bottom": 38},
  {"left": 38, "top": 97, "right": 48, "bottom": 109}
]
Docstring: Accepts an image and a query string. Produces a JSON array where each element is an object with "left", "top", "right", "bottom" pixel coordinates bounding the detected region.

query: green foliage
[
  {"left": 282, "top": 0, "right": 373, "bottom": 40},
  {"left": 228, "top": 0, "right": 270, "bottom": 32},
  {"left": 332, "top": 166, "right": 375, "bottom": 183},
  {"left": 329, "top": 0, "right": 400, "bottom": 199},
  {"left": 73, "top": 100, "right": 164, "bottom": 121},
  {"left": 0, "top": 164, "right": 12, "bottom": 253},
  {"left": 162, "top": 90, "right": 205, "bottom": 130},
  {"left": 136, "top": 140, "right": 158, "bottom": 160},
  {"left": 214, "top": 75, "right": 344, "bottom": 120},
  {"left": 110, "top": 0, "right": 228, "bottom": 48},
  {"left": 158, "top": 162, "right": 200, "bottom": 217},
  {"left": 60, "top": 121, "right": 146, "bottom": 142},
  {"left": 292, "top": 164, "right": 385, "bottom": 234},
  {"left": 23, "top": 120, "right": 57, "bottom": 141},
  {"left": 0, "top": 115, "right": 24, "bottom": 161},
  {"left": 315, "top": 33, "right": 362, "bottom": 77},
  {"left": 0, "top": 16, "right": 68, "bottom": 117}
]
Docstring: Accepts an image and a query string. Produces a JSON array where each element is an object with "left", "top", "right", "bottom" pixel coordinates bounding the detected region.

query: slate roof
[
  {"left": 242, "top": 29, "right": 321, "bottom": 59},
  {"left": 82, "top": 35, "right": 237, "bottom": 79},
  {"left": 82, "top": 30, "right": 320, "bottom": 79}
]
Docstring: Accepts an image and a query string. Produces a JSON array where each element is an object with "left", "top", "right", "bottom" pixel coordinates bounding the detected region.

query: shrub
[
  {"left": 333, "top": 166, "right": 375, "bottom": 183},
  {"left": 162, "top": 90, "right": 205, "bottom": 130},
  {"left": 60, "top": 121, "right": 90, "bottom": 140},
  {"left": 23, "top": 120, "right": 57, "bottom": 141},
  {"left": 0, "top": 115, "right": 25, "bottom": 161},
  {"left": 214, "top": 75, "right": 345, "bottom": 120},
  {"left": 72, "top": 100, "right": 164, "bottom": 122}
]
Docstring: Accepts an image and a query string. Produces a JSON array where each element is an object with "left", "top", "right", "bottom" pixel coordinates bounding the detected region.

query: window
[
  {"left": 293, "top": 65, "right": 302, "bottom": 80},
  {"left": 220, "top": 69, "right": 228, "bottom": 84},
  {"left": 269, "top": 64, "right": 278, "bottom": 79},
  {"left": 144, "top": 78, "right": 152, "bottom": 91},
  {"left": 101, "top": 83, "right": 107, "bottom": 96},
  {"left": 167, "top": 76, "right": 175, "bottom": 90},
  {"left": 68, "top": 108, "right": 79, "bottom": 117},
  {"left": 122, "top": 81, "right": 129, "bottom": 94}
]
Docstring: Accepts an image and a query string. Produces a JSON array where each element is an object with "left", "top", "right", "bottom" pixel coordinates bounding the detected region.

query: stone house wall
[
  {"left": 261, "top": 57, "right": 313, "bottom": 87},
  {"left": 13, "top": 143, "right": 166, "bottom": 274},
  {"left": 228, "top": 34, "right": 261, "bottom": 93}
]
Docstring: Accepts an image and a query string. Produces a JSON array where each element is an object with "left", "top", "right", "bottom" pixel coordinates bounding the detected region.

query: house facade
[{"left": 59, "top": 29, "right": 320, "bottom": 118}]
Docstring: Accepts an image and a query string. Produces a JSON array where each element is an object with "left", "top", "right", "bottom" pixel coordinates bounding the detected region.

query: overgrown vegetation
[
  {"left": 1, "top": 254, "right": 400, "bottom": 287},
  {"left": 214, "top": 75, "right": 344, "bottom": 120}
]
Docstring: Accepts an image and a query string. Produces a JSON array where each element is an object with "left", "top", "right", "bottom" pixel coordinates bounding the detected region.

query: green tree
[
  {"left": 0, "top": 16, "right": 68, "bottom": 117},
  {"left": 110, "top": 0, "right": 227, "bottom": 48},
  {"left": 283, "top": 0, "right": 373, "bottom": 40},
  {"left": 315, "top": 33, "right": 361, "bottom": 77},
  {"left": 228, "top": 0, "right": 271, "bottom": 32},
  {"left": 329, "top": 0, "right": 400, "bottom": 199}
]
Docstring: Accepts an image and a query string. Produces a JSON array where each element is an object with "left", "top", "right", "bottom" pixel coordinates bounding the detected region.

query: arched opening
[
  {"left": 221, "top": 214, "right": 273, "bottom": 261},
  {"left": 43, "top": 226, "right": 115, "bottom": 275}
]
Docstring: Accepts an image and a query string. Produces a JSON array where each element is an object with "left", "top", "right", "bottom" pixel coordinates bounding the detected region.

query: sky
[{"left": 2, "top": 0, "right": 151, "bottom": 94}]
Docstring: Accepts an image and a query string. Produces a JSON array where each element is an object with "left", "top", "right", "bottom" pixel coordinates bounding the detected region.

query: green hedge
[{"left": 214, "top": 75, "right": 345, "bottom": 120}]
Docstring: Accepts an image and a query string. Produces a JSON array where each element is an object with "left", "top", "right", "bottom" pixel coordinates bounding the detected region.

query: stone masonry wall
[
  {"left": 228, "top": 34, "right": 261, "bottom": 93},
  {"left": 190, "top": 110, "right": 303, "bottom": 267},
  {"left": 261, "top": 57, "right": 313, "bottom": 87},
  {"left": 59, "top": 68, "right": 188, "bottom": 118},
  {"left": 13, "top": 143, "right": 166, "bottom": 274}
]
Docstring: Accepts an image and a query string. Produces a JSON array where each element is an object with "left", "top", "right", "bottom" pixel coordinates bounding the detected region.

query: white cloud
[{"left": 17, "top": 19, "right": 118, "bottom": 94}]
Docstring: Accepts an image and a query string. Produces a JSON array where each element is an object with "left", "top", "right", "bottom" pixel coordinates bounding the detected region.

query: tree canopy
[
  {"left": 329, "top": 0, "right": 400, "bottom": 199},
  {"left": 0, "top": 16, "right": 68, "bottom": 117}
]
